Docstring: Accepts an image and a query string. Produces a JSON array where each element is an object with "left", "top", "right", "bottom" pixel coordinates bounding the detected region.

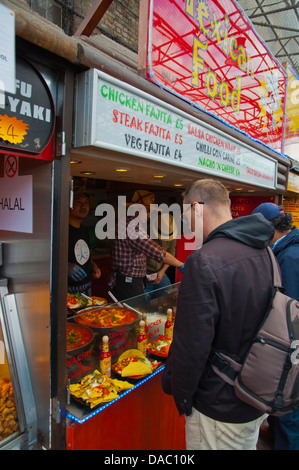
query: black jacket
[
  {"left": 272, "top": 227, "right": 299, "bottom": 300},
  {"left": 162, "top": 214, "right": 275, "bottom": 423}
]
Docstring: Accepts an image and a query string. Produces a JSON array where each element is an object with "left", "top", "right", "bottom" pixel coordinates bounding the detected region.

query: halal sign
[{"left": 0, "top": 55, "right": 55, "bottom": 154}]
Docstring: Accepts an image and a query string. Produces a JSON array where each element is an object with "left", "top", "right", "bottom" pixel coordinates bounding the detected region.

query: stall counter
[{"left": 66, "top": 368, "right": 185, "bottom": 450}]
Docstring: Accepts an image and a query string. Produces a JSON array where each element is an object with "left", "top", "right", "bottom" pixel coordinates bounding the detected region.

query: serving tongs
[
  {"left": 107, "top": 291, "right": 143, "bottom": 317},
  {"left": 80, "top": 293, "right": 107, "bottom": 306},
  {"left": 107, "top": 291, "right": 123, "bottom": 307}
]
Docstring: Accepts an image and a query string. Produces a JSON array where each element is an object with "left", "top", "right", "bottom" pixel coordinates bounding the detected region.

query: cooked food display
[
  {"left": 112, "top": 349, "right": 160, "bottom": 378},
  {"left": 146, "top": 336, "right": 172, "bottom": 357},
  {"left": 67, "top": 293, "right": 84, "bottom": 309},
  {"left": 67, "top": 292, "right": 108, "bottom": 310},
  {"left": 90, "top": 296, "right": 108, "bottom": 306},
  {"left": 0, "top": 379, "right": 19, "bottom": 442},
  {"left": 69, "top": 370, "right": 133, "bottom": 408},
  {"left": 74, "top": 307, "right": 138, "bottom": 328},
  {"left": 66, "top": 324, "right": 94, "bottom": 352}
]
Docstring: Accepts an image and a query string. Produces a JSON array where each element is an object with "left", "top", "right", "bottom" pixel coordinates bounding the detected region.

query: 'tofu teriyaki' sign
[{"left": 0, "top": 55, "right": 54, "bottom": 155}]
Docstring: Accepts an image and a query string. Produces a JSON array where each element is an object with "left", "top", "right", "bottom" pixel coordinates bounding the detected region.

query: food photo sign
[
  {"left": 146, "top": 0, "right": 287, "bottom": 154},
  {"left": 74, "top": 69, "right": 277, "bottom": 190},
  {"left": 0, "top": 55, "right": 55, "bottom": 160}
]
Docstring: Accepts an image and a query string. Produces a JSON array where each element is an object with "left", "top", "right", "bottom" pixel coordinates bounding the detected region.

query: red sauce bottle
[
  {"left": 100, "top": 335, "right": 111, "bottom": 377},
  {"left": 164, "top": 308, "right": 174, "bottom": 340}
]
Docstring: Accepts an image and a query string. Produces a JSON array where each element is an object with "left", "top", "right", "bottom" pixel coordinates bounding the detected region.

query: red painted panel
[{"left": 66, "top": 371, "right": 185, "bottom": 450}]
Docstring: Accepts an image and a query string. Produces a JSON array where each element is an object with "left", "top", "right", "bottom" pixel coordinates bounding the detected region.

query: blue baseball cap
[{"left": 251, "top": 203, "right": 284, "bottom": 221}]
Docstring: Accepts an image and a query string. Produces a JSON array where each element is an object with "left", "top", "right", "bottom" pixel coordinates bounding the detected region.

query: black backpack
[{"left": 210, "top": 247, "right": 299, "bottom": 415}]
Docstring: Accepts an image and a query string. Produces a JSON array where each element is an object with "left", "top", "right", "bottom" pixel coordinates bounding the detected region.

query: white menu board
[{"left": 74, "top": 70, "right": 277, "bottom": 189}]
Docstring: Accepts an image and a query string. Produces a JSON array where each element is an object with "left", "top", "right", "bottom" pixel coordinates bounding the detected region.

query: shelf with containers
[{"left": 0, "top": 279, "right": 37, "bottom": 450}]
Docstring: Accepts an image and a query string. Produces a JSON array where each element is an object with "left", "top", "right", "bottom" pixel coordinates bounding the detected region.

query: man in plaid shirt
[{"left": 109, "top": 190, "right": 183, "bottom": 300}]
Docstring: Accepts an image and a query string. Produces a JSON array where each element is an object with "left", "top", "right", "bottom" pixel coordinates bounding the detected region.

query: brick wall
[
  {"left": 93, "top": 0, "right": 139, "bottom": 52},
  {"left": 25, "top": 0, "right": 140, "bottom": 52}
]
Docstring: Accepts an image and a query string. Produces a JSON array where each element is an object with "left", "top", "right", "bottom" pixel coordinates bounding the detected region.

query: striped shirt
[{"left": 110, "top": 216, "right": 166, "bottom": 285}]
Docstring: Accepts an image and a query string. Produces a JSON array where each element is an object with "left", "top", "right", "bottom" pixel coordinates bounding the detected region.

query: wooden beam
[
  {"left": 138, "top": 0, "right": 150, "bottom": 76},
  {"left": 73, "top": 0, "right": 114, "bottom": 37}
]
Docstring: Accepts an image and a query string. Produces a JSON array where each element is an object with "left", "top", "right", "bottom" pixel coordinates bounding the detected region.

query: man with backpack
[
  {"left": 251, "top": 202, "right": 299, "bottom": 450},
  {"left": 162, "top": 179, "right": 275, "bottom": 450}
]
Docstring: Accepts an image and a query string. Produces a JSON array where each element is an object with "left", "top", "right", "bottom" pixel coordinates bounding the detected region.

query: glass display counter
[
  {"left": 64, "top": 282, "right": 180, "bottom": 424},
  {"left": 0, "top": 279, "right": 37, "bottom": 450},
  {"left": 65, "top": 282, "right": 185, "bottom": 450},
  {"left": 0, "top": 321, "right": 19, "bottom": 444}
]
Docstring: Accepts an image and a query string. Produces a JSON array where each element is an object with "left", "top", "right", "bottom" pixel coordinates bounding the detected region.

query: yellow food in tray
[
  {"left": 69, "top": 370, "right": 133, "bottom": 408},
  {"left": 112, "top": 349, "right": 161, "bottom": 378},
  {"left": 0, "top": 379, "right": 19, "bottom": 442}
]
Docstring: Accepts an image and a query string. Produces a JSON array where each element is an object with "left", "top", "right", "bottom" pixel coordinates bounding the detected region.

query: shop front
[
  {"left": 63, "top": 63, "right": 289, "bottom": 451},
  {"left": 62, "top": 1, "right": 292, "bottom": 450},
  {"left": 283, "top": 170, "right": 299, "bottom": 228},
  {"left": 0, "top": 18, "right": 74, "bottom": 447},
  {"left": 283, "top": 65, "right": 299, "bottom": 227},
  {"left": 0, "top": 50, "right": 54, "bottom": 449}
]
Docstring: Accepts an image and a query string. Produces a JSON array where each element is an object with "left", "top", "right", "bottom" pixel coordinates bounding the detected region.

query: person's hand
[
  {"left": 178, "top": 263, "right": 185, "bottom": 273},
  {"left": 91, "top": 263, "right": 101, "bottom": 279},
  {"left": 68, "top": 263, "right": 87, "bottom": 282},
  {"left": 152, "top": 271, "right": 164, "bottom": 285}
]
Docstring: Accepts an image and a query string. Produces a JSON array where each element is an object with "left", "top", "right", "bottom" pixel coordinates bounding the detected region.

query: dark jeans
[
  {"left": 111, "top": 272, "right": 144, "bottom": 301},
  {"left": 268, "top": 408, "right": 299, "bottom": 450}
]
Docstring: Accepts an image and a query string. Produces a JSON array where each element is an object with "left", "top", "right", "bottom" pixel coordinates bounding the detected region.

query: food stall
[
  {"left": 0, "top": 48, "right": 56, "bottom": 448},
  {"left": 63, "top": 0, "right": 291, "bottom": 450},
  {"left": 0, "top": 5, "right": 74, "bottom": 447},
  {"left": 282, "top": 65, "right": 299, "bottom": 227},
  {"left": 283, "top": 171, "right": 299, "bottom": 229}
]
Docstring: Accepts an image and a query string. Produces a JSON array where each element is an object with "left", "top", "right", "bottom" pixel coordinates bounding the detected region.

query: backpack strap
[
  {"left": 266, "top": 246, "right": 284, "bottom": 291},
  {"left": 209, "top": 350, "right": 242, "bottom": 386},
  {"left": 209, "top": 247, "right": 282, "bottom": 386}
]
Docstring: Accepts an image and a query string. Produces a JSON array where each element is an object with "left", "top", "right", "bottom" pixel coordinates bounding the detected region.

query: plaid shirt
[{"left": 110, "top": 216, "right": 166, "bottom": 286}]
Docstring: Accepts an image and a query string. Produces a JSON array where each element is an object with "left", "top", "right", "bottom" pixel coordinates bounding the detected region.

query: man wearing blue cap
[
  {"left": 252, "top": 203, "right": 299, "bottom": 300},
  {"left": 252, "top": 202, "right": 299, "bottom": 450}
]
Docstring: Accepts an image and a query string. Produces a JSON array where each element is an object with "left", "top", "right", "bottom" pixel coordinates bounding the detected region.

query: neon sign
[
  {"left": 285, "top": 66, "right": 299, "bottom": 161},
  {"left": 147, "top": 0, "right": 287, "bottom": 153}
]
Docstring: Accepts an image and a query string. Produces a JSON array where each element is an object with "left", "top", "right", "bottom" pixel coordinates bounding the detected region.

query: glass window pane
[{"left": 0, "top": 320, "right": 19, "bottom": 444}]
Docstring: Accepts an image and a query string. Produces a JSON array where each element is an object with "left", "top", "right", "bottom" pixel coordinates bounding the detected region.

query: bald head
[
  {"left": 184, "top": 179, "right": 231, "bottom": 215},
  {"left": 183, "top": 179, "right": 232, "bottom": 240}
]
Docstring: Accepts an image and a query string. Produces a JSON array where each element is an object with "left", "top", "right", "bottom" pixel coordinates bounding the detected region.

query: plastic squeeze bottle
[
  {"left": 100, "top": 335, "right": 111, "bottom": 377},
  {"left": 164, "top": 308, "right": 174, "bottom": 340}
]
